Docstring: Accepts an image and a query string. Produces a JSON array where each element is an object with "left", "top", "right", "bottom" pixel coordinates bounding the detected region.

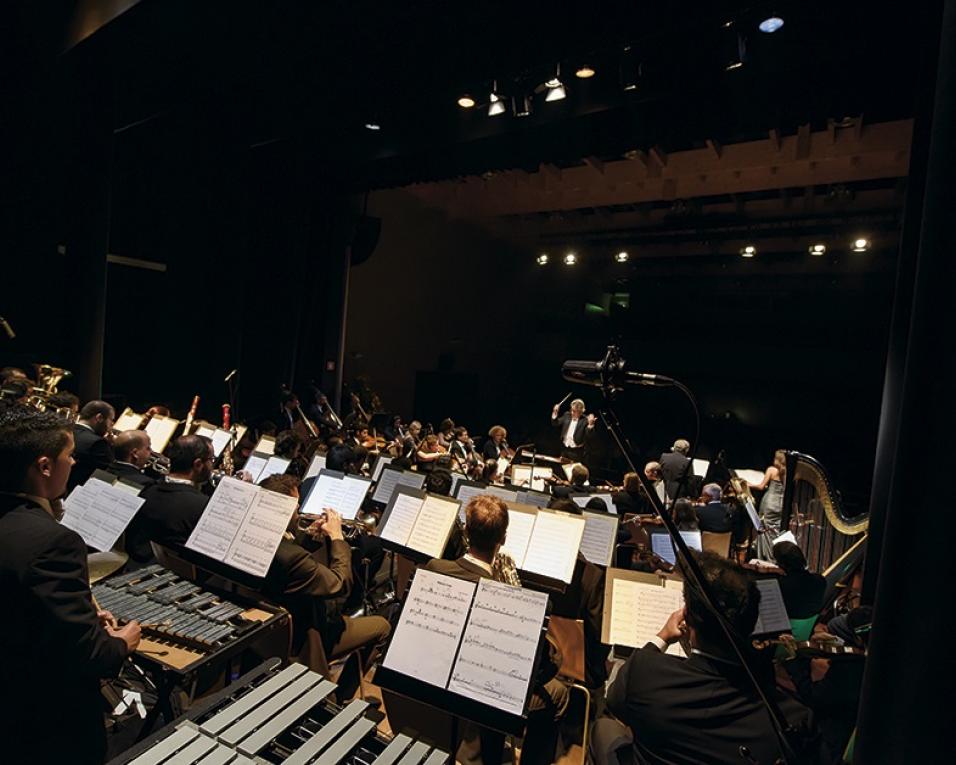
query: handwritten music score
[
  {"left": 579, "top": 511, "right": 619, "bottom": 567},
  {"left": 301, "top": 471, "right": 371, "bottom": 520},
  {"left": 62, "top": 478, "right": 145, "bottom": 552},
  {"left": 382, "top": 569, "right": 474, "bottom": 688},
  {"left": 186, "top": 477, "right": 297, "bottom": 577},
  {"left": 607, "top": 575, "right": 686, "bottom": 657},
  {"left": 448, "top": 579, "right": 548, "bottom": 715}
]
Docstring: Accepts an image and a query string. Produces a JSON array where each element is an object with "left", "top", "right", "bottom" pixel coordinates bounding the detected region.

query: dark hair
[
  {"left": 481, "top": 459, "right": 498, "bottom": 483},
  {"left": 425, "top": 469, "right": 453, "bottom": 496},
  {"left": 0, "top": 408, "right": 72, "bottom": 491},
  {"left": 48, "top": 391, "right": 79, "bottom": 410},
  {"left": 167, "top": 435, "right": 212, "bottom": 473},
  {"left": 259, "top": 473, "right": 301, "bottom": 497},
  {"left": 79, "top": 400, "right": 114, "bottom": 421},
  {"left": 392, "top": 456, "right": 413, "bottom": 470},
  {"left": 547, "top": 497, "right": 581, "bottom": 514},
  {"left": 280, "top": 390, "right": 299, "bottom": 406},
  {"left": 0, "top": 367, "right": 27, "bottom": 382},
  {"left": 465, "top": 495, "right": 509, "bottom": 555},
  {"left": 683, "top": 552, "right": 760, "bottom": 645},
  {"left": 275, "top": 429, "right": 304, "bottom": 458},
  {"left": 439, "top": 418, "right": 455, "bottom": 432},
  {"left": 623, "top": 471, "right": 641, "bottom": 493},
  {"left": 327, "top": 444, "right": 356, "bottom": 472},
  {"left": 585, "top": 496, "right": 609, "bottom": 513},
  {"left": 452, "top": 426, "right": 467, "bottom": 439},
  {"left": 772, "top": 541, "right": 807, "bottom": 573},
  {"left": 673, "top": 498, "right": 699, "bottom": 529}
]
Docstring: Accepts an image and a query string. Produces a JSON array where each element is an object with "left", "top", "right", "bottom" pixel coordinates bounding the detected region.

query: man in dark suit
[
  {"left": 551, "top": 397, "right": 596, "bottom": 463},
  {"left": 659, "top": 438, "right": 695, "bottom": 501},
  {"left": 600, "top": 552, "right": 815, "bottom": 765},
  {"left": 0, "top": 408, "right": 140, "bottom": 764},
  {"left": 125, "top": 435, "right": 213, "bottom": 564},
  {"left": 425, "top": 494, "right": 568, "bottom": 765},
  {"left": 69, "top": 399, "right": 115, "bottom": 491},
  {"left": 106, "top": 429, "right": 155, "bottom": 488},
  {"left": 696, "top": 482, "right": 735, "bottom": 533}
]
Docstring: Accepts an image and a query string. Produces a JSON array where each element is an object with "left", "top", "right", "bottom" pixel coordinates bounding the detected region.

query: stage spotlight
[
  {"left": 544, "top": 64, "right": 567, "bottom": 102},
  {"left": 488, "top": 81, "right": 506, "bottom": 116},
  {"left": 457, "top": 94, "right": 476, "bottom": 108},
  {"left": 723, "top": 21, "right": 747, "bottom": 70},
  {"left": 513, "top": 94, "right": 533, "bottom": 117},
  {"left": 852, "top": 237, "right": 871, "bottom": 252},
  {"left": 364, "top": 122, "right": 381, "bottom": 131},
  {"left": 536, "top": 253, "right": 549, "bottom": 265},
  {"left": 740, "top": 245, "right": 757, "bottom": 258},
  {"left": 564, "top": 252, "right": 578, "bottom": 266},
  {"left": 575, "top": 64, "right": 596, "bottom": 79},
  {"left": 615, "top": 251, "right": 630, "bottom": 263},
  {"left": 758, "top": 16, "right": 785, "bottom": 33},
  {"left": 808, "top": 243, "right": 827, "bottom": 256}
]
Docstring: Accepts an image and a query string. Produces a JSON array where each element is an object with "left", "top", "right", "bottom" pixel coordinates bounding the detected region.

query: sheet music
[
  {"left": 483, "top": 485, "right": 518, "bottom": 503},
  {"left": 681, "top": 530, "right": 702, "bottom": 551},
  {"left": 571, "top": 493, "right": 616, "bottom": 514},
  {"left": 454, "top": 482, "right": 486, "bottom": 505},
  {"left": 254, "top": 435, "right": 275, "bottom": 455},
  {"left": 234, "top": 425, "right": 247, "bottom": 446},
  {"left": 514, "top": 490, "right": 550, "bottom": 509},
  {"left": 222, "top": 486, "right": 298, "bottom": 577},
  {"left": 210, "top": 429, "right": 232, "bottom": 458},
  {"left": 194, "top": 424, "right": 216, "bottom": 439},
  {"left": 579, "top": 512, "right": 618, "bottom": 567},
  {"left": 186, "top": 477, "right": 258, "bottom": 560},
  {"left": 408, "top": 495, "right": 459, "bottom": 559},
  {"left": 144, "top": 415, "right": 179, "bottom": 453},
  {"left": 257, "top": 456, "right": 291, "bottom": 483},
  {"left": 370, "top": 455, "right": 392, "bottom": 483},
  {"left": 305, "top": 454, "right": 327, "bottom": 480},
  {"left": 609, "top": 577, "right": 685, "bottom": 656},
  {"left": 692, "top": 458, "right": 710, "bottom": 477},
  {"left": 449, "top": 472, "right": 465, "bottom": 496},
  {"left": 496, "top": 457, "right": 510, "bottom": 477},
  {"left": 301, "top": 472, "right": 370, "bottom": 520},
  {"left": 752, "top": 578, "right": 791, "bottom": 635},
  {"left": 735, "top": 469, "right": 765, "bottom": 486},
  {"left": 448, "top": 579, "right": 548, "bottom": 716},
  {"left": 378, "top": 491, "right": 424, "bottom": 548},
  {"left": 521, "top": 511, "right": 585, "bottom": 583},
  {"left": 499, "top": 508, "right": 537, "bottom": 566},
  {"left": 113, "top": 409, "right": 144, "bottom": 433},
  {"left": 510, "top": 465, "right": 552, "bottom": 492},
  {"left": 650, "top": 531, "right": 702, "bottom": 566},
  {"left": 383, "top": 569, "right": 475, "bottom": 688},
  {"left": 242, "top": 454, "right": 269, "bottom": 483},
  {"left": 61, "top": 479, "right": 145, "bottom": 552},
  {"left": 372, "top": 467, "right": 426, "bottom": 505}
]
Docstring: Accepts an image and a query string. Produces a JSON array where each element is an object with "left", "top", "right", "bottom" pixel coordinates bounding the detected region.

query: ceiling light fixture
[
  {"left": 564, "top": 252, "right": 578, "bottom": 266},
  {"left": 544, "top": 63, "right": 567, "bottom": 102},
  {"left": 808, "top": 243, "right": 827, "bottom": 256},
  {"left": 758, "top": 16, "right": 785, "bottom": 33},
  {"left": 615, "top": 251, "right": 629, "bottom": 263},
  {"left": 488, "top": 80, "right": 506, "bottom": 116},
  {"left": 740, "top": 244, "right": 757, "bottom": 258},
  {"left": 457, "top": 94, "right": 476, "bottom": 108},
  {"left": 575, "top": 64, "right": 596, "bottom": 79},
  {"left": 364, "top": 122, "right": 381, "bottom": 131},
  {"left": 852, "top": 237, "right": 871, "bottom": 252},
  {"left": 536, "top": 253, "right": 549, "bottom": 265}
]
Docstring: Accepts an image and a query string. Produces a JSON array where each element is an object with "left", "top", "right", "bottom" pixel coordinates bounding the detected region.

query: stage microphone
[
  {"left": 224, "top": 369, "right": 238, "bottom": 383},
  {"left": 561, "top": 346, "right": 673, "bottom": 389},
  {"left": 0, "top": 316, "right": 15, "bottom": 340}
]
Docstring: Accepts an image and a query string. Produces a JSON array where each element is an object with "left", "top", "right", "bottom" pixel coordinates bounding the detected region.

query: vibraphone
[
  {"left": 110, "top": 659, "right": 450, "bottom": 765},
  {"left": 95, "top": 564, "right": 289, "bottom": 735}
]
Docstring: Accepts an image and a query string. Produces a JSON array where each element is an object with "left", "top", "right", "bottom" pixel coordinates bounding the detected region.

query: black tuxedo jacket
[
  {"left": 552, "top": 412, "right": 592, "bottom": 448},
  {"left": 70, "top": 423, "right": 113, "bottom": 490},
  {"left": 107, "top": 460, "right": 156, "bottom": 489},
  {"left": 482, "top": 439, "right": 505, "bottom": 460},
  {"left": 608, "top": 642, "right": 815, "bottom": 764},
  {"left": 424, "top": 555, "right": 489, "bottom": 583},
  {"left": 659, "top": 451, "right": 693, "bottom": 499},
  {"left": 0, "top": 494, "right": 128, "bottom": 763},
  {"left": 697, "top": 501, "right": 734, "bottom": 533},
  {"left": 126, "top": 481, "right": 208, "bottom": 563}
]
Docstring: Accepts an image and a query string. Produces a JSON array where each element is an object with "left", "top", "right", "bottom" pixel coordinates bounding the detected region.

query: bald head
[{"left": 113, "top": 430, "right": 152, "bottom": 467}]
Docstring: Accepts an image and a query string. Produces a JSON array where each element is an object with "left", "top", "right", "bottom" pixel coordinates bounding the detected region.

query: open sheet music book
[
  {"left": 241, "top": 452, "right": 270, "bottom": 483},
  {"left": 300, "top": 469, "right": 371, "bottom": 521},
  {"left": 143, "top": 414, "right": 180, "bottom": 454},
  {"left": 194, "top": 423, "right": 233, "bottom": 458},
  {"left": 734, "top": 468, "right": 766, "bottom": 486},
  {"left": 62, "top": 477, "right": 145, "bottom": 552},
  {"left": 372, "top": 465, "right": 426, "bottom": 505},
  {"left": 113, "top": 408, "right": 145, "bottom": 433},
  {"left": 377, "top": 486, "right": 460, "bottom": 559},
  {"left": 381, "top": 569, "right": 548, "bottom": 717},
  {"left": 256, "top": 456, "right": 291, "bottom": 483},
  {"left": 602, "top": 569, "right": 686, "bottom": 657},
  {"left": 579, "top": 511, "right": 619, "bottom": 567},
  {"left": 185, "top": 477, "right": 297, "bottom": 577},
  {"left": 499, "top": 505, "right": 585, "bottom": 584},
  {"left": 571, "top": 493, "right": 617, "bottom": 514},
  {"left": 510, "top": 464, "right": 553, "bottom": 492},
  {"left": 752, "top": 578, "right": 791, "bottom": 635}
]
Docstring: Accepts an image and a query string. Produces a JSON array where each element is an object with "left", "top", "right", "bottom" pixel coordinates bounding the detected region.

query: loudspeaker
[{"left": 350, "top": 215, "right": 382, "bottom": 265}]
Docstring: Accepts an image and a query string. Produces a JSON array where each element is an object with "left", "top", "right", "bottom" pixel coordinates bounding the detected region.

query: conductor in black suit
[
  {"left": 0, "top": 408, "right": 141, "bottom": 764},
  {"left": 106, "top": 429, "right": 155, "bottom": 488},
  {"left": 69, "top": 399, "right": 115, "bottom": 491},
  {"left": 551, "top": 397, "right": 596, "bottom": 463},
  {"left": 597, "top": 552, "right": 816, "bottom": 764}
]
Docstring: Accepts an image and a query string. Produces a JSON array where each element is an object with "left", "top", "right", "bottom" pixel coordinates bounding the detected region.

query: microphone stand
[{"left": 586, "top": 352, "right": 799, "bottom": 765}]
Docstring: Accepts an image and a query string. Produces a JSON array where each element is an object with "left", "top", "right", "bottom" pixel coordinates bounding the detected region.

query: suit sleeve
[
  {"left": 551, "top": 412, "right": 565, "bottom": 430},
  {"left": 283, "top": 539, "right": 353, "bottom": 598},
  {"left": 28, "top": 527, "right": 128, "bottom": 679},
  {"left": 89, "top": 436, "right": 113, "bottom": 469}
]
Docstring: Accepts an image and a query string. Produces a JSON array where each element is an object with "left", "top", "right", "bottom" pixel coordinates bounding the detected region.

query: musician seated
[
  {"left": 481, "top": 458, "right": 501, "bottom": 484},
  {"left": 773, "top": 541, "right": 826, "bottom": 619},
  {"left": 107, "top": 429, "right": 155, "bottom": 487},
  {"left": 0, "top": 407, "right": 141, "bottom": 764},
  {"left": 673, "top": 498, "right": 700, "bottom": 531},
  {"left": 258, "top": 475, "right": 391, "bottom": 701},
  {"left": 415, "top": 433, "right": 444, "bottom": 473},
  {"left": 401, "top": 420, "right": 422, "bottom": 460},
  {"left": 69, "top": 399, "right": 115, "bottom": 490},
  {"left": 598, "top": 552, "right": 816, "bottom": 765},
  {"left": 424, "top": 457, "right": 454, "bottom": 496},
  {"left": 125, "top": 435, "right": 212, "bottom": 564},
  {"left": 437, "top": 417, "right": 455, "bottom": 448},
  {"left": 551, "top": 463, "right": 589, "bottom": 498},
  {"left": 449, "top": 426, "right": 474, "bottom": 460},
  {"left": 49, "top": 390, "right": 80, "bottom": 417},
  {"left": 482, "top": 424, "right": 509, "bottom": 460},
  {"left": 425, "top": 495, "right": 568, "bottom": 765},
  {"left": 611, "top": 471, "right": 644, "bottom": 515},
  {"left": 696, "top": 483, "right": 734, "bottom": 533},
  {"left": 275, "top": 429, "right": 307, "bottom": 477}
]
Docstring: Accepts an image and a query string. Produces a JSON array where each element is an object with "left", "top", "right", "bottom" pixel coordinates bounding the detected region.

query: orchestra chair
[
  {"left": 701, "top": 531, "right": 733, "bottom": 558},
  {"left": 547, "top": 615, "right": 591, "bottom": 764}
]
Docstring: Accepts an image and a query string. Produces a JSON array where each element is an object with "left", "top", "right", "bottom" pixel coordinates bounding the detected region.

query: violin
[{"left": 753, "top": 632, "right": 867, "bottom": 661}]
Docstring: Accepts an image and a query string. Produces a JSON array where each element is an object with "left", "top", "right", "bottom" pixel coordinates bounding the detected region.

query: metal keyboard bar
[
  {"left": 371, "top": 733, "right": 414, "bottom": 765},
  {"left": 218, "top": 673, "right": 323, "bottom": 747},
  {"left": 200, "top": 663, "right": 309, "bottom": 736},
  {"left": 128, "top": 725, "right": 199, "bottom": 765},
  {"left": 396, "top": 741, "right": 431, "bottom": 765},
  {"left": 235, "top": 680, "right": 337, "bottom": 757},
  {"left": 280, "top": 697, "right": 370, "bottom": 765},
  {"left": 310, "top": 717, "right": 377, "bottom": 765},
  {"left": 194, "top": 744, "right": 237, "bottom": 765},
  {"left": 163, "top": 731, "right": 218, "bottom": 765},
  {"left": 421, "top": 748, "right": 449, "bottom": 765}
]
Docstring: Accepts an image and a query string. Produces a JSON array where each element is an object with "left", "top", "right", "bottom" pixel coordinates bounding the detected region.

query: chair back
[
  {"left": 701, "top": 531, "right": 732, "bottom": 557},
  {"left": 547, "top": 615, "right": 586, "bottom": 684},
  {"left": 789, "top": 615, "right": 819, "bottom": 641}
]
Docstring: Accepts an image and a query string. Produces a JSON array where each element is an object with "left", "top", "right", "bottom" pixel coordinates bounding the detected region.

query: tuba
[{"left": 28, "top": 363, "right": 72, "bottom": 412}]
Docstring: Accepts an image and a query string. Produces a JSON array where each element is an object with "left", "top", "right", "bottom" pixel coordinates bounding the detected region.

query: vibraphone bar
[{"left": 111, "top": 660, "right": 449, "bottom": 765}]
